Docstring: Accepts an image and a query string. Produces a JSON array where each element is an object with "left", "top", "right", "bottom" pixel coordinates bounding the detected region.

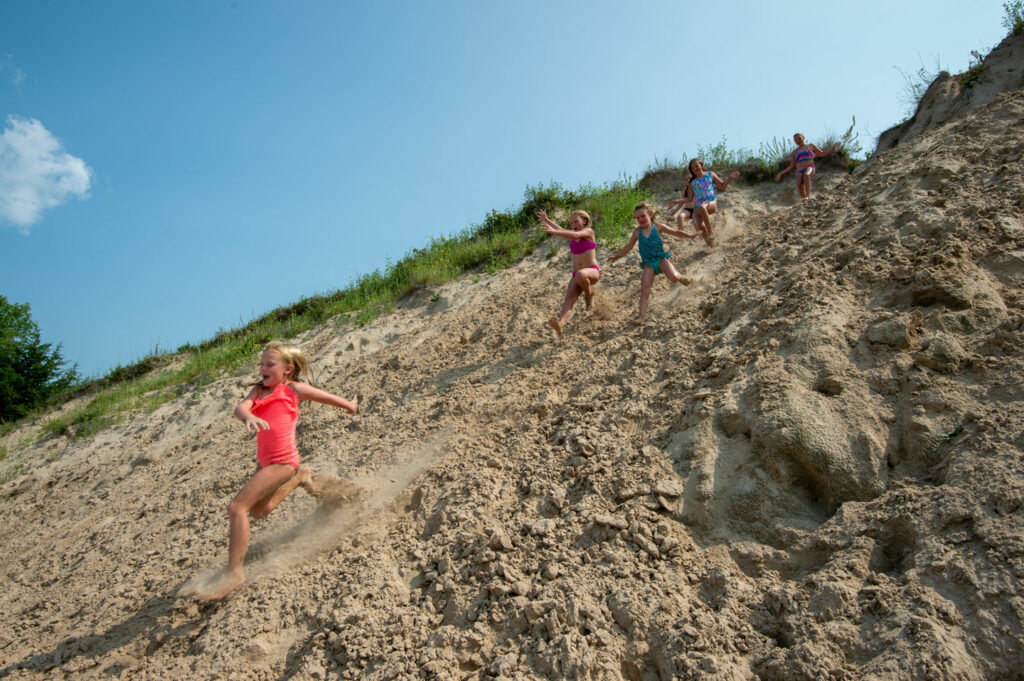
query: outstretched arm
[
  {"left": 607, "top": 229, "right": 639, "bottom": 262},
  {"left": 234, "top": 386, "right": 269, "bottom": 433},
  {"left": 776, "top": 154, "right": 796, "bottom": 181},
  {"left": 809, "top": 142, "right": 840, "bottom": 157},
  {"left": 290, "top": 382, "right": 357, "bottom": 413},
  {"left": 537, "top": 210, "right": 583, "bottom": 240},
  {"left": 713, "top": 170, "right": 740, "bottom": 191},
  {"left": 654, "top": 221, "right": 695, "bottom": 240}
]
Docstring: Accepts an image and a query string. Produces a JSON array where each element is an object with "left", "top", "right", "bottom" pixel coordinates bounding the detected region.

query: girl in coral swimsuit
[
  {"left": 537, "top": 209, "right": 602, "bottom": 335},
  {"left": 202, "top": 341, "right": 356, "bottom": 600}
]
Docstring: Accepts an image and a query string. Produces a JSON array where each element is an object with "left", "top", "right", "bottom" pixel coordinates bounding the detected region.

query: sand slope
[{"left": 2, "top": 91, "right": 1024, "bottom": 681}]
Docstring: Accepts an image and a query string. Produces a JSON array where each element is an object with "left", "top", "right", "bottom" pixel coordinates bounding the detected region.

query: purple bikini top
[{"left": 569, "top": 238, "right": 596, "bottom": 255}]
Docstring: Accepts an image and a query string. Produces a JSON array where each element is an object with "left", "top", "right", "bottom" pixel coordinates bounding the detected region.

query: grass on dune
[{"left": 17, "top": 129, "right": 861, "bottom": 444}]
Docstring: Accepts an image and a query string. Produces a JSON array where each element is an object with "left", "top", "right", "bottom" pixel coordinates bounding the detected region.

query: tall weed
[{"left": 1004, "top": 1, "right": 1024, "bottom": 35}]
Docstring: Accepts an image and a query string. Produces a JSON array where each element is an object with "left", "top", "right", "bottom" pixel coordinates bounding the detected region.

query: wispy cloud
[
  {"left": 0, "top": 54, "right": 26, "bottom": 88},
  {"left": 0, "top": 116, "right": 92, "bottom": 234}
]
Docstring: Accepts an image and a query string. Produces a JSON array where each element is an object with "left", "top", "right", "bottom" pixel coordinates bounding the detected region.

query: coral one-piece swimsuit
[{"left": 252, "top": 383, "right": 301, "bottom": 469}]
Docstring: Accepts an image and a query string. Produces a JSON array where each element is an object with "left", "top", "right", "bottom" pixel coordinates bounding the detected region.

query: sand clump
[{"left": 1, "top": 60, "right": 1024, "bottom": 680}]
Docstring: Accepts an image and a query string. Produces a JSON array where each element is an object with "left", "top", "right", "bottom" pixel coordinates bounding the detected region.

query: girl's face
[
  {"left": 260, "top": 350, "right": 293, "bottom": 387},
  {"left": 689, "top": 160, "right": 704, "bottom": 176},
  {"left": 635, "top": 209, "right": 652, "bottom": 227},
  {"left": 794, "top": 134, "right": 805, "bottom": 146},
  {"left": 569, "top": 214, "right": 586, "bottom": 231}
]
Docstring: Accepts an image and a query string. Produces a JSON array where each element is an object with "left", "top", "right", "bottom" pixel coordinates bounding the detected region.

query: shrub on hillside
[{"left": 0, "top": 296, "right": 78, "bottom": 422}]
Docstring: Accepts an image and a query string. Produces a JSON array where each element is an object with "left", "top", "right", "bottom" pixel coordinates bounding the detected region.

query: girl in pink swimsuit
[
  {"left": 201, "top": 341, "right": 357, "bottom": 600},
  {"left": 537, "top": 209, "right": 601, "bottom": 335}
]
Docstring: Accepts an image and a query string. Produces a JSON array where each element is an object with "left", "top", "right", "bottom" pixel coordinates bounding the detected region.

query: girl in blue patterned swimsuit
[
  {"left": 608, "top": 203, "right": 692, "bottom": 325},
  {"left": 689, "top": 158, "right": 739, "bottom": 248}
]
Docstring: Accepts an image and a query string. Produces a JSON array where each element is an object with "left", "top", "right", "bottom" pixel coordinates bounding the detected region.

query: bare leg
[
  {"left": 675, "top": 209, "right": 692, "bottom": 230},
  {"left": 550, "top": 277, "right": 583, "bottom": 335},
  {"left": 201, "top": 463, "right": 297, "bottom": 601},
  {"left": 575, "top": 268, "right": 600, "bottom": 309},
  {"left": 797, "top": 168, "right": 813, "bottom": 201},
  {"left": 660, "top": 258, "right": 690, "bottom": 285},
  {"left": 634, "top": 266, "right": 656, "bottom": 325},
  {"left": 251, "top": 466, "right": 309, "bottom": 519},
  {"left": 694, "top": 204, "right": 715, "bottom": 247}
]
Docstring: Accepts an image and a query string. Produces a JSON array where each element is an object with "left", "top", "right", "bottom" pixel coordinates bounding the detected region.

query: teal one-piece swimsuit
[{"left": 637, "top": 226, "right": 670, "bottom": 272}]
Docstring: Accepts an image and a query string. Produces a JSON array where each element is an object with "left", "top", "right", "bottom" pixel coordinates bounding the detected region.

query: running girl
[
  {"left": 775, "top": 133, "right": 840, "bottom": 202},
  {"left": 667, "top": 171, "right": 696, "bottom": 231},
  {"left": 689, "top": 159, "right": 739, "bottom": 247},
  {"left": 538, "top": 209, "right": 601, "bottom": 335},
  {"left": 203, "top": 341, "right": 357, "bottom": 600},
  {"left": 608, "top": 203, "right": 692, "bottom": 326}
]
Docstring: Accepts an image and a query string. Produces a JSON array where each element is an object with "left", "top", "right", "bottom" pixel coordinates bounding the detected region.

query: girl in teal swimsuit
[
  {"left": 608, "top": 203, "right": 692, "bottom": 325},
  {"left": 775, "top": 132, "right": 840, "bottom": 202}
]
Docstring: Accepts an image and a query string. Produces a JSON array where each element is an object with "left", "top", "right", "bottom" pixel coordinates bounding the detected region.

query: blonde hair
[
  {"left": 569, "top": 210, "right": 592, "bottom": 229},
  {"left": 257, "top": 341, "right": 316, "bottom": 386},
  {"left": 634, "top": 202, "right": 657, "bottom": 219}
]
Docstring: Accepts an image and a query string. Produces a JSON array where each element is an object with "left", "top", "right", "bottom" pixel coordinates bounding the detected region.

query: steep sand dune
[{"left": 2, "top": 93, "right": 1024, "bottom": 681}]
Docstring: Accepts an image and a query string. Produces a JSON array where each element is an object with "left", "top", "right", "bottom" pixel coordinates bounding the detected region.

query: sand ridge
[{"left": 2, "top": 76, "right": 1024, "bottom": 681}]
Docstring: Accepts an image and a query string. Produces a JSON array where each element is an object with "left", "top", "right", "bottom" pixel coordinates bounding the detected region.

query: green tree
[{"left": 0, "top": 295, "right": 78, "bottom": 422}]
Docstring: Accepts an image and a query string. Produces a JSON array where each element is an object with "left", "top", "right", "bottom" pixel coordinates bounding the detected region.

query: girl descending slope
[
  {"left": 689, "top": 158, "right": 740, "bottom": 247},
  {"left": 608, "top": 203, "right": 692, "bottom": 326},
  {"left": 775, "top": 132, "right": 840, "bottom": 202},
  {"left": 200, "top": 342, "right": 357, "bottom": 600},
  {"left": 667, "top": 171, "right": 696, "bottom": 231},
  {"left": 538, "top": 209, "right": 602, "bottom": 335}
]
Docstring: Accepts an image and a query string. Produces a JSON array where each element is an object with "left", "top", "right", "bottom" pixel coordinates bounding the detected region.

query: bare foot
[
  {"left": 631, "top": 318, "right": 644, "bottom": 327},
  {"left": 198, "top": 567, "right": 245, "bottom": 601},
  {"left": 548, "top": 316, "right": 563, "bottom": 335},
  {"left": 307, "top": 475, "right": 367, "bottom": 507},
  {"left": 348, "top": 395, "right": 358, "bottom": 414},
  {"left": 584, "top": 293, "right": 593, "bottom": 310},
  {"left": 677, "top": 276, "right": 692, "bottom": 285},
  {"left": 296, "top": 466, "right": 317, "bottom": 495}
]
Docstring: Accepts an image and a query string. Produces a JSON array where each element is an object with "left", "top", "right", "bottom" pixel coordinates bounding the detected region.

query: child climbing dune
[
  {"left": 608, "top": 203, "right": 692, "bottom": 326},
  {"left": 191, "top": 341, "right": 357, "bottom": 601}
]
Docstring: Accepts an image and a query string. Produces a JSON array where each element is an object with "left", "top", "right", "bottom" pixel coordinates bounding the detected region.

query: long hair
[{"left": 255, "top": 341, "right": 316, "bottom": 386}]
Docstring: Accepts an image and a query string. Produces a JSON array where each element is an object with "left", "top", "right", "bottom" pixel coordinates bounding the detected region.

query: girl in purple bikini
[
  {"left": 775, "top": 132, "right": 841, "bottom": 202},
  {"left": 538, "top": 209, "right": 601, "bottom": 335}
]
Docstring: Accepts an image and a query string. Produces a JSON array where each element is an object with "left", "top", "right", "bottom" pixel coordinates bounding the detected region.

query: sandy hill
[{"left": 2, "top": 49, "right": 1024, "bottom": 681}]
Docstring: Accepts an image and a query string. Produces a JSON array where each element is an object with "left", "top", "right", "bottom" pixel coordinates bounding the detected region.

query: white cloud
[{"left": 0, "top": 115, "right": 92, "bottom": 234}]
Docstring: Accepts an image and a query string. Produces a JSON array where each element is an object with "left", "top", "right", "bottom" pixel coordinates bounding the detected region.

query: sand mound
[
  {"left": 877, "top": 30, "right": 1024, "bottom": 151},
  {"left": 2, "top": 63, "right": 1024, "bottom": 681}
]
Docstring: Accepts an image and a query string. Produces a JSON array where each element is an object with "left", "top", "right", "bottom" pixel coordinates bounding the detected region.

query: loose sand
[{"left": 2, "top": 36, "right": 1023, "bottom": 681}]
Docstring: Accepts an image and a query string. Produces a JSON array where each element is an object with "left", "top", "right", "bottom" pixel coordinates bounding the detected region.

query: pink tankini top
[{"left": 251, "top": 383, "right": 300, "bottom": 468}]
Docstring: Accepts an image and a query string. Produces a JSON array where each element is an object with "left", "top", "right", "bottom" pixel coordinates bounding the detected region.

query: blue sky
[{"left": 0, "top": 0, "right": 1007, "bottom": 377}]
